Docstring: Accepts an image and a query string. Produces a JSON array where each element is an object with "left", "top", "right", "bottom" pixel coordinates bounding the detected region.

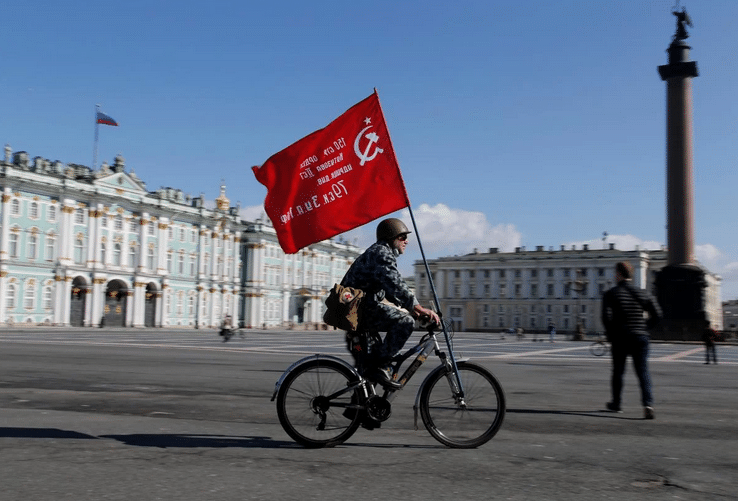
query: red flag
[
  {"left": 96, "top": 111, "right": 118, "bottom": 126},
  {"left": 253, "top": 91, "right": 410, "bottom": 254}
]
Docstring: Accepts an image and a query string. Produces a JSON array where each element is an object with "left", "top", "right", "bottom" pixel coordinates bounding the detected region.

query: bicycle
[
  {"left": 220, "top": 327, "right": 246, "bottom": 342},
  {"left": 589, "top": 336, "right": 610, "bottom": 357},
  {"left": 272, "top": 317, "right": 506, "bottom": 448}
]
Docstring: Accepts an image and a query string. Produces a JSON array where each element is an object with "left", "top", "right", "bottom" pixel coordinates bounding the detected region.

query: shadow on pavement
[
  {"left": 507, "top": 408, "right": 643, "bottom": 420},
  {"left": 101, "top": 433, "right": 298, "bottom": 448},
  {"left": 0, "top": 427, "right": 98, "bottom": 439}
]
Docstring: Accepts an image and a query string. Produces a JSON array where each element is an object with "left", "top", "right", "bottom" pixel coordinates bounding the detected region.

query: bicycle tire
[
  {"left": 419, "top": 361, "right": 505, "bottom": 448},
  {"left": 590, "top": 341, "right": 607, "bottom": 357},
  {"left": 276, "top": 359, "right": 362, "bottom": 448}
]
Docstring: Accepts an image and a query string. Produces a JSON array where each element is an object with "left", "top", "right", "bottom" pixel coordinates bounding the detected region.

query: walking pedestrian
[
  {"left": 548, "top": 324, "right": 556, "bottom": 343},
  {"left": 703, "top": 324, "right": 718, "bottom": 364},
  {"left": 601, "top": 261, "right": 662, "bottom": 419}
]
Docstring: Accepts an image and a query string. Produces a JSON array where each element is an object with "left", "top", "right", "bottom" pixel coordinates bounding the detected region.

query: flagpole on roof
[{"left": 93, "top": 104, "right": 100, "bottom": 169}]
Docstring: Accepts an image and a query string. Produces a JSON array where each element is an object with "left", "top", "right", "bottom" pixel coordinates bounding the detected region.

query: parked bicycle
[
  {"left": 589, "top": 335, "right": 610, "bottom": 357},
  {"left": 272, "top": 316, "right": 506, "bottom": 448}
]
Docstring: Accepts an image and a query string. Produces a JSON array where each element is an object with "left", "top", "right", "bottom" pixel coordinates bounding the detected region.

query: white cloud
[
  {"left": 239, "top": 204, "right": 267, "bottom": 222},
  {"left": 341, "top": 203, "right": 522, "bottom": 275}
]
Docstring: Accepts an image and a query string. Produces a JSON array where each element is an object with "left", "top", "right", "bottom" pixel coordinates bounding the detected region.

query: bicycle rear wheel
[
  {"left": 276, "top": 359, "right": 362, "bottom": 448},
  {"left": 419, "top": 362, "right": 505, "bottom": 448}
]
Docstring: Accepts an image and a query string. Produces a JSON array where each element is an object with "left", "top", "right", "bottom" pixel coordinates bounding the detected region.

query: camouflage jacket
[{"left": 341, "top": 240, "right": 419, "bottom": 311}]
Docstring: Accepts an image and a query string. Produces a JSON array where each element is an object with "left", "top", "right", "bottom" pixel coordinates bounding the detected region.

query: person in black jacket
[{"left": 601, "top": 261, "right": 662, "bottom": 419}]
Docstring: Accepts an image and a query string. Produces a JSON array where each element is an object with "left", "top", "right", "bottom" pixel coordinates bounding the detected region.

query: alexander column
[{"left": 655, "top": 7, "right": 706, "bottom": 341}]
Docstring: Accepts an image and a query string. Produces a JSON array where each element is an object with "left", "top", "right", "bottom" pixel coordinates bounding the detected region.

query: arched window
[
  {"left": 47, "top": 204, "right": 56, "bottom": 222},
  {"left": 100, "top": 243, "right": 107, "bottom": 265},
  {"left": 10, "top": 199, "right": 20, "bottom": 216},
  {"left": 75, "top": 208, "right": 85, "bottom": 224},
  {"left": 30, "top": 202, "right": 39, "bottom": 219},
  {"left": 178, "top": 253, "right": 184, "bottom": 274}
]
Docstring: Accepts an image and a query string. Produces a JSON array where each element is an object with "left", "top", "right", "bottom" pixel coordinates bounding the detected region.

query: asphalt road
[{"left": 1, "top": 328, "right": 736, "bottom": 501}]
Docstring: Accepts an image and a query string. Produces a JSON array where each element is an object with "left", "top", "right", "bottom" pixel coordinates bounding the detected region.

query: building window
[
  {"left": 75, "top": 208, "right": 85, "bottom": 224},
  {"left": 48, "top": 204, "right": 56, "bottom": 222},
  {"left": 531, "top": 284, "right": 538, "bottom": 297},
  {"left": 113, "top": 243, "right": 122, "bottom": 266},
  {"left": 128, "top": 245, "right": 137, "bottom": 267},
  {"left": 74, "top": 237, "right": 85, "bottom": 264},
  {"left": 178, "top": 253, "right": 185, "bottom": 274},
  {"left": 130, "top": 219, "right": 137, "bottom": 233},
  {"left": 9, "top": 232, "right": 19, "bottom": 258},
  {"left": 43, "top": 286, "right": 53, "bottom": 310},
  {"left": 30, "top": 202, "right": 39, "bottom": 219},
  {"left": 28, "top": 234, "right": 38, "bottom": 260},
  {"left": 6, "top": 284, "right": 17, "bottom": 309},
  {"left": 148, "top": 221, "right": 155, "bottom": 236},
  {"left": 147, "top": 247, "right": 156, "bottom": 270},
  {"left": 547, "top": 284, "right": 554, "bottom": 296},
  {"left": 24, "top": 282, "right": 36, "bottom": 310},
  {"left": 45, "top": 234, "right": 55, "bottom": 261},
  {"left": 11, "top": 199, "right": 20, "bottom": 216},
  {"left": 115, "top": 215, "right": 123, "bottom": 231},
  {"left": 167, "top": 251, "right": 173, "bottom": 273},
  {"left": 101, "top": 243, "right": 107, "bottom": 265}
]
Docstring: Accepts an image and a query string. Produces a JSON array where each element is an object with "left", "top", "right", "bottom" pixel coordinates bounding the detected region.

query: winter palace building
[{"left": 0, "top": 145, "right": 360, "bottom": 328}]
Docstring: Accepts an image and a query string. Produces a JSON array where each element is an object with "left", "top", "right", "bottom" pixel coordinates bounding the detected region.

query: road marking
[
  {"left": 651, "top": 346, "right": 704, "bottom": 362},
  {"left": 492, "top": 345, "right": 591, "bottom": 359}
]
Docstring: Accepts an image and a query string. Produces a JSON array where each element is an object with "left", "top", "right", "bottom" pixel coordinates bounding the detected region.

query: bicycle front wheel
[
  {"left": 590, "top": 341, "right": 607, "bottom": 357},
  {"left": 419, "top": 362, "right": 505, "bottom": 448},
  {"left": 276, "top": 359, "right": 362, "bottom": 448}
]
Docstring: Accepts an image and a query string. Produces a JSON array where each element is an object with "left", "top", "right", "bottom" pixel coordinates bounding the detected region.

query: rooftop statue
[{"left": 673, "top": 7, "right": 692, "bottom": 41}]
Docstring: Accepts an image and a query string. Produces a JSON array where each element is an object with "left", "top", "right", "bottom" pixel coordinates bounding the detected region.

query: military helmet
[{"left": 376, "top": 218, "right": 411, "bottom": 242}]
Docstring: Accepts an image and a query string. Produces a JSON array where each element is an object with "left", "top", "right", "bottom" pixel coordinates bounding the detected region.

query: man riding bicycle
[{"left": 340, "top": 218, "right": 440, "bottom": 388}]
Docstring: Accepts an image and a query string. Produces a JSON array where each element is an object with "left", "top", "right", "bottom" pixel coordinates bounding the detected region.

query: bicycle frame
[{"left": 271, "top": 326, "right": 468, "bottom": 429}]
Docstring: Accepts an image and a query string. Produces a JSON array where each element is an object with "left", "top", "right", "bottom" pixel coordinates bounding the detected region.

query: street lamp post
[{"left": 570, "top": 269, "right": 588, "bottom": 341}]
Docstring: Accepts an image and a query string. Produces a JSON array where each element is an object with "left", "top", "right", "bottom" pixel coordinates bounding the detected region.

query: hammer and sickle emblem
[{"left": 353, "top": 126, "right": 384, "bottom": 166}]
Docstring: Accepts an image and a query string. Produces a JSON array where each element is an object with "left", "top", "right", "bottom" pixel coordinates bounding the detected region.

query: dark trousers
[
  {"left": 705, "top": 342, "right": 717, "bottom": 363},
  {"left": 610, "top": 334, "right": 653, "bottom": 407},
  {"left": 360, "top": 302, "right": 415, "bottom": 365}
]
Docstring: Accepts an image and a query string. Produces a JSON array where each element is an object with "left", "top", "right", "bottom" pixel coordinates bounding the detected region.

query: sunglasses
[{"left": 397, "top": 234, "right": 408, "bottom": 241}]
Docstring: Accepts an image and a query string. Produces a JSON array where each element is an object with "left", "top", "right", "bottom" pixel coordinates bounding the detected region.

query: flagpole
[
  {"left": 93, "top": 104, "right": 100, "bottom": 169},
  {"left": 372, "top": 88, "right": 463, "bottom": 393}
]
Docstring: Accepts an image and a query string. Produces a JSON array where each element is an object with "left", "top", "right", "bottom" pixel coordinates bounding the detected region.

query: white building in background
[
  {"left": 0, "top": 144, "right": 362, "bottom": 329},
  {"left": 414, "top": 244, "right": 722, "bottom": 334},
  {"left": 240, "top": 218, "right": 360, "bottom": 328}
]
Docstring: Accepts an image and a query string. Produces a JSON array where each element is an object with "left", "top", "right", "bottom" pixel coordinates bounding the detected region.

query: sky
[{"left": 2, "top": 1, "right": 737, "bottom": 299}]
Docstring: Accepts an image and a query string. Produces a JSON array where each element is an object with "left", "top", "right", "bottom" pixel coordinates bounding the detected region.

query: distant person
[
  {"left": 601, "top": 261, "right": 662, "bottom": 419},
  {"left": 548, "top": 324, "right": 556, "bottom": 343},
  {"left": 703, "top": 325, "right": 718, "bottom": 364}
]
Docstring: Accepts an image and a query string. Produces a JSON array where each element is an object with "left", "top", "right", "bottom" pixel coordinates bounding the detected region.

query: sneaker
[
  {"left": 606, "top": 402, "right": 622, "bottom": 413},
  {"left": 644, "top": 406, "right": 655, "bottom": 420},
  {"left": 369, "top": 365, "right": 402, "bottom": 390}
]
